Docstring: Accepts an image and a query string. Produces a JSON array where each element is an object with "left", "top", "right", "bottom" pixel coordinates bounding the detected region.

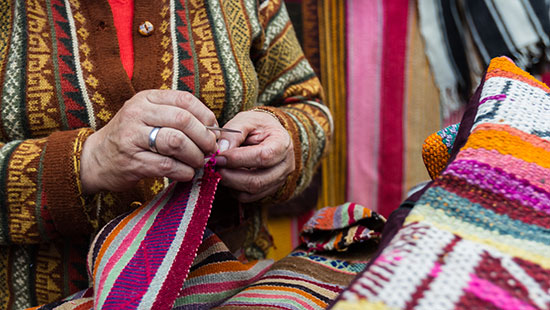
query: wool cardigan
[{"left": 0, "top": 0, "right": 331, "bottom": 308}]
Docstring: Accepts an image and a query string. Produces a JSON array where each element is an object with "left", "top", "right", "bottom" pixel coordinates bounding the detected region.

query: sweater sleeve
[
  {"left": 0, "top": 128, "right": 152, "bottom": 245},
  {"left": 0, "top": 128, "right": 93, "bottom": 244},
  {"left": 251, "top": 0, "right": 333, "bottom": 202}
]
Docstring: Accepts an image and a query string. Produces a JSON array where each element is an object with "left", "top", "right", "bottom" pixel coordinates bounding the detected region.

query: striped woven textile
[
  {"left": 173, "top": 230, "right": 274, "bottom": 309},
  {"left": 214, "top": 248, "right": 369, "bottom": 310},
  {"left": 88, "top": 165, "right": 221, "bottom": 310},
  {"left": 300, "top": 203, "right": 385, "bottom": 252},
  {"left": 331, "top": 57, "right": 550, "bottom": 309}
]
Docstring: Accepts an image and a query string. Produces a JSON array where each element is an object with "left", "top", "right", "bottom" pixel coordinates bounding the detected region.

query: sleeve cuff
[
  {"left": 43, "top": 128, "right": 95, "bottom": 237},
  {"left": 249, "top": 106, "right": 303, "bottom": 203}
]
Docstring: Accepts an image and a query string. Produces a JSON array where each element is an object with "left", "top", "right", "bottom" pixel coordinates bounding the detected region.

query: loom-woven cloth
[
  {"left": 300, "top": 202, "right": 386, "bottom": 252},
  {"left": 331, "top": 57, "right": 550, "bottom": 310}
]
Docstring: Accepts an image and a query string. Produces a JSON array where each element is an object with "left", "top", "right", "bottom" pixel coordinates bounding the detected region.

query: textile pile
[
  {"left": 331, "top": 57, "right": 550, "bottom": 309},
  {"left": 418, "top": 0, "right": 550, "bottom": 119}
]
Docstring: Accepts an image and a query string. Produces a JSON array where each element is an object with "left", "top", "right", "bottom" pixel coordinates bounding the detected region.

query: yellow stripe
[
  {"left": 406, "top": 205, "right": 550, "bottom": 268},
  {"left": 332, "top": 300, "right": 396, "bottom": 310},
  {"left": 464, "top": 126, "right": 550, "bottom": 168}
]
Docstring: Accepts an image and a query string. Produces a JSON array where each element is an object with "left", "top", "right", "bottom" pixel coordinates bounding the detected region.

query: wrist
[{"left": 80, "top": 131, "right": 102, "bottom": 194}]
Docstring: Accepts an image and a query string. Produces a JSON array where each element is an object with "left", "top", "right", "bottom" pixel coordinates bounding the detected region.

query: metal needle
[{"left": 205, "top": 126, "right": 242, "bottom": 134}]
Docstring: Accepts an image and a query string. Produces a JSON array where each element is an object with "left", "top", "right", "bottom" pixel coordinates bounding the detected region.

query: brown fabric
[
  {"left": 43, "top": 128, "right": 94, "bottom": 237},
  {"left": 85, "top": 0, "right": 136, "bottom": 127}
]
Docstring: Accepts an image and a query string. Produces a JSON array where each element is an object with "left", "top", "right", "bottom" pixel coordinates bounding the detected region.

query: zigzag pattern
[
  {"left": 175, "top": 0, "right": 195, "bottom": 93},
  {"left": 51, "top": 0, "right": 88, "bottom": 128}
]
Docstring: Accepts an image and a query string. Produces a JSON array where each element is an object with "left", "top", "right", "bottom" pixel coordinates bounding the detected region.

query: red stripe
[
  {"left": 377, "top": 1, "right": 409, "bottom": 217},
  {"left": 153, "top": 168, "right": 221, "bottom": 310}
]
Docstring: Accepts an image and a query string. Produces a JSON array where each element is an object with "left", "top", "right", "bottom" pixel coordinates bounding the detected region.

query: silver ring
[{"left": 148, "top": 127, "right": 161, "bottom": 153}]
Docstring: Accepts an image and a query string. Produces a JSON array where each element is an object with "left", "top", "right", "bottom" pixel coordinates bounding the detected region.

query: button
[{"left": 138, "top": 21, "right": 154, "bottom": 36}]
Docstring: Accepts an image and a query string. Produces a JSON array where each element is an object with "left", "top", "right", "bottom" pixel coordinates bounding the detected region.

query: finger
[
  {"left": 235, "top": 181, "right": 283, "bottom": 203},
  {"left": 133, "top": 151, "right": 196, "bottom": 182},
  {"left": 140, "top": 105, "right": 218, "bottom": 155},
  {"left": 144, "top": 90, "right": 218, "bottom": 127},
  {"left": 219, "top": 161, "right": 290, "bottom": 194},
  {"left": 220, "top": 140, "right": 288, "bottom": 169},
  {"left": 140, "top": 126, "right": 204, "bottom": 168}
]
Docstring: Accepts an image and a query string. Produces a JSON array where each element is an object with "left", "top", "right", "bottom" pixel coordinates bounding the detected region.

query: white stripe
[
  {"left": 183, "top": 260, "right": 272, "bottom": 287},
  {"left": 170, "top": 0, "right": 179, "bottom": 90},
  {"left": 418, "top": 0, "right": 461, "bottom": 118},
  {"left": 95, "top": 186, "right": 174, "bottom": 308},
  {"left": 415, "top": 240, "right": 484, "bottom": 309},
  {"left": 485, "top": 0, "right": 523, "bottom": 65},
  {"left": 492, "top": 0, "right": 540, "bottom": 57},
  {"left": 139, "top": 168, "right": 205, "bottom": 309},
  {"left": 64, "top": 0, "right": 96, "bottom": 129},
  {"left": 500, "top": 254, "right": 550, "bottom": 309}
]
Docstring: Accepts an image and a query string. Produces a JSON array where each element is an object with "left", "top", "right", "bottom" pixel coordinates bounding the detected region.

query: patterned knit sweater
[{"left": 0, "top": 0, "right": 330, "bottom": 308}]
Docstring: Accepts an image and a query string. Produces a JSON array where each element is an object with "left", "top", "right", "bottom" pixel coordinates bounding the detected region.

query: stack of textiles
[
  {"left": 418, "top": 0, "right": 550, "bottom": 119},
  {"left": 330, "top": 57, "right": 550, "bottom": 309},
  {"left": 28, "top": 191, "right": 384, "bottom": 309}
]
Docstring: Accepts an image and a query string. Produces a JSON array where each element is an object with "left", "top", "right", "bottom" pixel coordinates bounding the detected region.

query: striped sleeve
[{"left": 251, "top": 0, "right": 332, "bottom": 202}]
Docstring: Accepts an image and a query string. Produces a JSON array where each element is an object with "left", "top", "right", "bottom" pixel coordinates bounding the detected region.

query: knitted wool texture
[
  {"left": 422, "top": 123, "right": 460, "bottom": 179},
  {"left": 0, "top": 0, "right": 330, "bottom": 307},
  {"left": 300, "top": 202, "right": 386, "bottom": 252},
  {"left": 331, "top": 57, "right": 550, "bottom": 309}
]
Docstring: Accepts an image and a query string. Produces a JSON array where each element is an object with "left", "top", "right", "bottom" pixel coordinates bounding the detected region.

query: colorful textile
[
  {"left": 331, "top": 57, "right": 550, "bottom": 309},
  {"left": 422, "top": 123, "right": 460, "bottom": 179},
  {"left": 0, "top": 0, "right": 330, "bottom": 307},
  {"left": 300, "top": 202, "right": 385, "bottom": 252},
  {"left": 173, "top": 230, "right": 274, "bottom": 309},
  {"left": 214, "top": 248, "right": 369, "bottom": 310},
  {"left": 346, "top": 0, "right": 441, "bottom": 218},
  {"left": 88, "top": 164, "right": 220, "bottom": 310}
]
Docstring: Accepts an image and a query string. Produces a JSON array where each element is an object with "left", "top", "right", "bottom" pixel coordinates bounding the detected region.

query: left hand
[{"left": 215, "top": 110, "right": 295, "bottom": 203}]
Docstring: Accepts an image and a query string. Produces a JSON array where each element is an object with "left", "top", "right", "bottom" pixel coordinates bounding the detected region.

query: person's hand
[
  {"left": 80, "top": 90, "right": 219, "bottom": 194},
  {"left": 215, "top": 110, "right": 295, "bottom": 202}
]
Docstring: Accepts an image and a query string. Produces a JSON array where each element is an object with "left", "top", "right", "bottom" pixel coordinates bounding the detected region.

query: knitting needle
[{"left": 205, "top": 126, "right": 242, "bottom": 134}]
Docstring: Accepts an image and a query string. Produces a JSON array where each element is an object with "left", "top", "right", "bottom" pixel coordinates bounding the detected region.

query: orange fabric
[{"left": 108, "top": 0, "right": 134, "bottom": 78}]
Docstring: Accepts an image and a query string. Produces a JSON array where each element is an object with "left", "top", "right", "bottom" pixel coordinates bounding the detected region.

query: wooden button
[{"left": 138, "top": 21, "right": 154, "bottom": 36}]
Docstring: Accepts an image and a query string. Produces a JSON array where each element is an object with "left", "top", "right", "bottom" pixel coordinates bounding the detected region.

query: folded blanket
[{"left": 331, "top": 57, "right": 550, "bottom": 310}]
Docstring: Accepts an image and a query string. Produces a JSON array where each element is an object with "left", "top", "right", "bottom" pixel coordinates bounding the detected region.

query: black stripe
[
  {"left": 463, "top": 0, "right": 514, "bottom": 66},
  {"left": 246, "top": 281, "right": 331, "bottom": 303},
  {"left": 189, "top": 251, "right": 236, "bottom": 272}
]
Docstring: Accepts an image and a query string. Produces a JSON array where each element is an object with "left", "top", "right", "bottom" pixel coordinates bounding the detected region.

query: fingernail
[
  {"left": 215, "top": 156, "right": 227, "bottom": 167},
  {"left": 219, "top": 139, "right": 229, "bottom": 152}
]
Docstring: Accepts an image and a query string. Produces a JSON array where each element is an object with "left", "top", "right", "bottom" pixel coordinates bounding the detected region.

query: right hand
[{"left": 80, "top": 90, "right": 219, "bottom": 194}]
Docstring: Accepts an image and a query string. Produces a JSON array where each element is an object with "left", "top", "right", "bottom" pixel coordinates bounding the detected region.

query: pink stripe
[
  {"left": 347, "top": 202, "right": 356, "bottom": 226},
  {"left": 96, "top": 186, "right": 174, "bottom": 297},
  {"left": 466, "top": 275, "right": 536, "bottom": 310},
  {"left": 153, "top": 168, "right": 221, "bottom": 310},
  {"left": 457, "top": 148, "right": 550, "bottom": 193},
  {"left": 377, "top": 1, "right": 409, "bottom": 217},
  {"left": 182, "top": 265, "right": 269, "bottom": 294},
  {"left": 236, "top": 292, "right": 316, "bottom": 310},
  {"left": 429, "top": 263, "right": 441, "bottom": 278},
  {"left": 346, "top": 0, "right": 382, "bottom": 210}
]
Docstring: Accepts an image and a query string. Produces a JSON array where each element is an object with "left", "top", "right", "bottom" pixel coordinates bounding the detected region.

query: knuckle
[
  {"left": 158, "top": 157, "right": 174, "bottom": 174},
  {"left": 165, "top": 130, "right": 184, "bottom": 151},
  {"left": 259, "top": 147, "right": 275, "bottom": 167},
  {"left": 174, "top": 110, "right": 190, "bottom": 125},
  {"left": 246, "top": 176, "right": 264, "bottom": 194},
  {"left": 178, "top": 91, "right": 193, "bottom": 107}
]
